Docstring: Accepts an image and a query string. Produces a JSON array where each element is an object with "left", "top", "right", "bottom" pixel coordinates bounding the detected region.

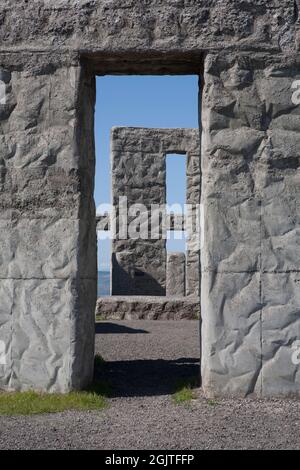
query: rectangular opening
[
  {"left": 166, "top": 153, "right": 187, "bottom": 209},
  {"left": 95, "top": 75, "right": 199, "bottom": 298},
  {"left": 166, "top": 153, "right": 187, "bottom": 256},
  {"left": 93, "top": 66, "right": 201, "bottom": 396},
  {"left": 166, "top": 230, "right": 187, "bottom": 254},
  {"left": 97, "top": 230, "right": 111, "bottom": 297}
]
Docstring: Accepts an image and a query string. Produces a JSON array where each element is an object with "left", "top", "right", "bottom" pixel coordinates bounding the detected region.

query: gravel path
[{"left": 0, "top": 320, "right": 300, "bottom": 450}]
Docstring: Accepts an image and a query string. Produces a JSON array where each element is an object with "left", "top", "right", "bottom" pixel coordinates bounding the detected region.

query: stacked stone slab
[
  {"left": 96, "top": 296, "right": 200, "bottom": 321},
  {"left": 0, "top": 0, "right": 299, "bottom": 396}
]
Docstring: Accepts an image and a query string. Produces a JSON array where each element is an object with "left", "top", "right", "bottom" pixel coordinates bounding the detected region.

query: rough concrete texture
[
  {"left": 0, "top": 1, "right": 299, "bottom": 396},
  {"left": 186, "top": 150, "right": 201, "bottom": 297},
  {"left": 96, "top": 297, "right": 200, "bottom": 320},
  {"left": 111, "top": 127, "right": 200, "bottom": 296},
  {"left": 1, "top": 1, "right": 298, "bottom": 57},
  {"left": 201, "top": 54, "right": 300, "bottom": 398},
  {"left": 0, "top": 63, "right": 97, "bottom": 392},
  {"left": 166, "top": 252, "right": 186, "bottom": 297}
]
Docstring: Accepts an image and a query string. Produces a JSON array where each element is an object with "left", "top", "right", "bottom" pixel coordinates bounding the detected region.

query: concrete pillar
[
  {"left": 186, "top": 148, "right": 201, "bottom": 297},
  {"left": 0, "top": 57, "right": 97, "bottom": 392},
  {"left": 166, "top": 252, "right": 186, "bottom": 297},
  {"left": 201, "top": 53, "right": 300, "bottom": 398}
]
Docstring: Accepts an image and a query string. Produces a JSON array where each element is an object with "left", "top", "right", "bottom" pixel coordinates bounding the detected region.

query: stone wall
[
  {"left": 201, "top": 54, "right": 300, "bottom": 397},
  {"left": 96, "top": 296, "right": 200, "bottom": 321},
  {"left": 111, "top": 127, "right": 200, "bottom": 297},
  {"left": 0, "top": 57, "right": 97, "bottom": 392},
  {"left": 0, "top": 1, "right": 299, "bottom": 396},
  {"left": 1, "top": 1, "right": 298, "bottom": 56}
]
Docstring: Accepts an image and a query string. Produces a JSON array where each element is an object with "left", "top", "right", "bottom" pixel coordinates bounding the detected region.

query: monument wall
[{"left": 0, "top": 0, "right": 299, "bottom": 396}]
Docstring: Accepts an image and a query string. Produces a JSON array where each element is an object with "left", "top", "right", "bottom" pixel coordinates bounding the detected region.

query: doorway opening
[
  {"left": 93, "top": 72, "right": 201, "bottom": 396},
  {"left": 94, "top": 75, "right": 199, "bottom": 297}
]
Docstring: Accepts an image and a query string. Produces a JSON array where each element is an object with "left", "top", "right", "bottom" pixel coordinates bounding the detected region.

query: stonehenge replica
[{"left": 0, "top": 1, "right": 300, "bottom": 397}]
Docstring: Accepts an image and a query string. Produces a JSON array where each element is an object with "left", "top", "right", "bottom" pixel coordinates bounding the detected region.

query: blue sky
[{"left": 95, "top": 75, "right": 199, "bottom": 270}]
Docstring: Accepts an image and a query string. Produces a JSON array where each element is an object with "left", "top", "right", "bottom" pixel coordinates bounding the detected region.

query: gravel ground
[{"left": 0, "top": 320, "right": 300, "bottom": 450}]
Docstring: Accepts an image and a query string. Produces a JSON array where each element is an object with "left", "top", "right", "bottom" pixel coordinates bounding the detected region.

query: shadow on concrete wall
[{"left": 112, "top": 254, "right": 166, "bottom": 296}]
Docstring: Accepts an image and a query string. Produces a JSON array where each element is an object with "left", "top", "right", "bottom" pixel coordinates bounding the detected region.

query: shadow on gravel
[
  {"left": 95, "top": 322, "right": 149, "bottom": 335},
  {"left": 95, "top": 357, "right": 200, "bottom": 398}
]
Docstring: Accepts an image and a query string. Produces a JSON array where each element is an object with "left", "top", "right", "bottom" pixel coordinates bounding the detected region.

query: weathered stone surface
[
  {"left": 111, "top": 127, "right": 200, "bottom": 297},
  {"left": 166, "top": 252, "right": 186, "bottom": 297},
  {"left": 186, "top": 148, "right": 201, "bottom": 298},
  {"left": 201, "top": 272, "right": 262, "bottom": 398},
  {"left": 0, "top": 62, "right": 97, "bottom": 392},
  {"left": 261, "top": 273, "right": 300, "bottom": 397},
  {"left": 0, "top": 218, "right": 96, "bottom": 279},
  {"left": 0, "top": 1, "right": 298, "bottom": 56},
  {"left": 186, "top": 249, "right": 200, "bottom": 297},
  {"left": 201, "top": 54, "right": 300, "bottom": 397},
  {"left": 0, "top": 280, "right": 13, "bottom": 389},
  {"left": 0, "top": 278, "right": 96, "bottom": 393},
  {"left": 0, "top": 1, "right": 299, "bottom": 397},
  {"left": 96, "top": 296, "right": 200, "bottom": 321}
]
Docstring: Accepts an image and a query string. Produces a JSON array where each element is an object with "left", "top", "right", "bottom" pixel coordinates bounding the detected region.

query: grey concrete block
[
  {"left": 201, "top": 272, "right": 262, "bottom": 398},
  {"left": 261, "top": 194, "right": 300, "bottom": 272},
  {"left": 201, "top": 55, "right": 300, "bottom": 397},
  {"left": 10, "top": 279, "right": 73, "bottom": 392},
  {"left": 96, "top": 296, "right": 200, "bottom": 321},
  {"left": 0, "top": 217, "right": 97, "bottom": 280},
  {"left": 0, "top": 281, "right": 14, "bottom": 390},
  {"left": 0, "top": 63, "right": 96, "bottom": 393},
  {"left": 111, "top": 127, "right": 200, "bottom": 297},
  {"left": 0, "top": 2, "right": 296, "bottom": 59},
  {"left": 261, "top": 273, "right": 300, "bottom": 397},
  {"left": 186, "top": 250, "right": 200, "bottom": 298},
  {"left": 0, "top": 278, "right": 96, "bottom": 393},
  {"left": 201, "top": 196, "right": 261, "bottom": 273}
]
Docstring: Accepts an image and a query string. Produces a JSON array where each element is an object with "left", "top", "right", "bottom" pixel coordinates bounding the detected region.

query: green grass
[
  {"left": 172, "top": 376, "right": 198, "bottom": 404},
  {"left": 94, "top": 354, "right": 105, "bottom": 367},
  {"left": 207, "top": 399, "right": 219, "bottom": 407},
  {"left": 95, "top": 314, "right": 106, "bottom": 322},
  {"left": 0, "top": 381, "right": 110, "bottom": 416}
]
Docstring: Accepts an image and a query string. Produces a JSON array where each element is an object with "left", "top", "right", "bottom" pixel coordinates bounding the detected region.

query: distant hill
[{"left": 98, "top": 271, "right": 110, "bottom": 297}]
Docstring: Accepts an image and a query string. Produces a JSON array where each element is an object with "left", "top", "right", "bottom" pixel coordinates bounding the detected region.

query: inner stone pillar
[
  {"left": 111, "top": 127, "right": 200, "bottom": 297},
  {"left": 166, "top": 252, "right": 186, "bottom": 297}
]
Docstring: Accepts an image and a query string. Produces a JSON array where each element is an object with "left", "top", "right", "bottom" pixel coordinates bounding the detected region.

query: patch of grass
[
  {"left": 94, "top": 354, "right": 105, "bottom": 367},
  {"left": 191, "top": 313, "right": 200, "bottom": 320},
  {"left": 172, "top": 376, "right": 198, "bottom": 404},
  {"left": 95, "top": 314, "right": 105, "bottom": 322},
  {"left": 207, "top": 398, "right": 219, "bottom": 407},
  {"left": 87, "top": 380, "right": 111, "bottom": 397},
  {"left": 0, "top": 381, "right": 110, "bottom": 416}
]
